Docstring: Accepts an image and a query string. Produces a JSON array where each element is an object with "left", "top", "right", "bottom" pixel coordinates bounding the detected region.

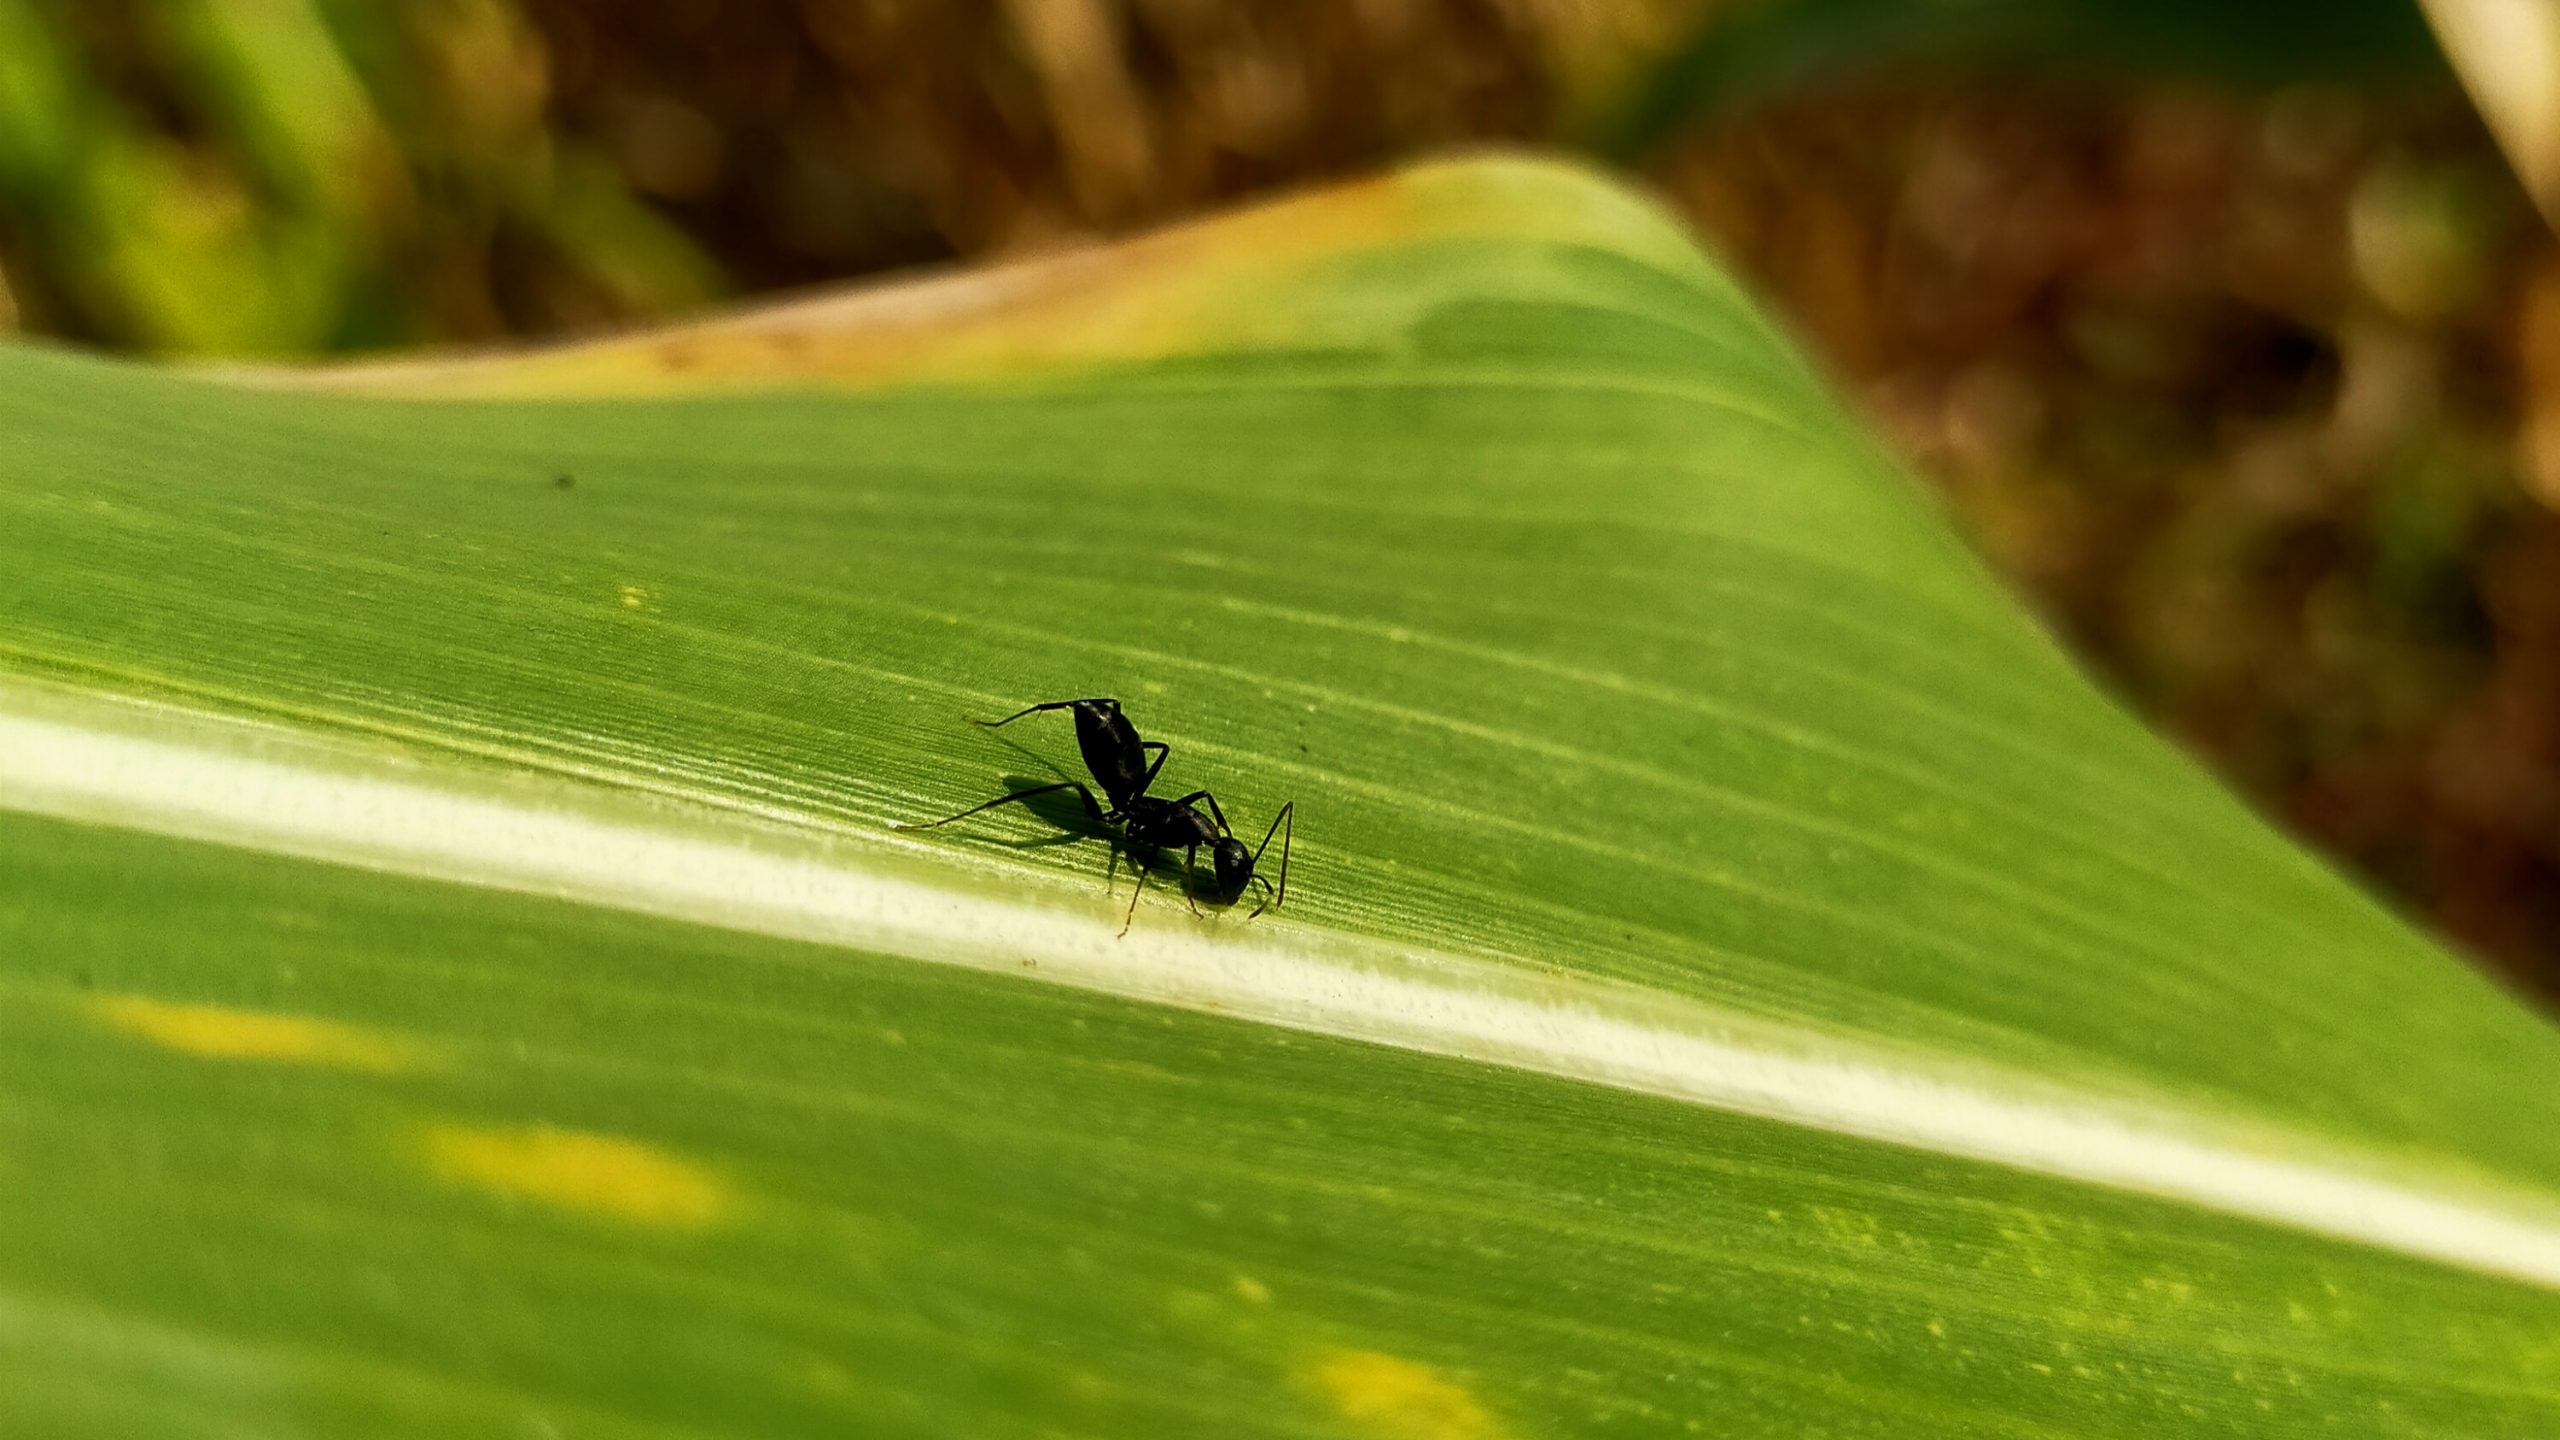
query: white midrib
[{"left": 7, "top": 680, "right": 2560, "bottom": 1293}]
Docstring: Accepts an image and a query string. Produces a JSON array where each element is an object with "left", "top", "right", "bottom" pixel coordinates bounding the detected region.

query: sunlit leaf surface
[{"left": 2, "top": 156, "right": 2555, "bottom": 1436}]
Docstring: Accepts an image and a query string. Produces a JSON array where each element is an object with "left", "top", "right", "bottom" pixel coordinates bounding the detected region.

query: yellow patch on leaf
[
  {"left": 243, "top": 157, "right": 1691, "bottom": 400},
  {"left": 90, "top": 993, "right": 425, "bottom": 1073},
  {"left": 1308, "top": 1349, "right": 1502, "bottom": 1440},
  {"left": 419, "top": 1121, "right": 730, "bottom": 1228}
]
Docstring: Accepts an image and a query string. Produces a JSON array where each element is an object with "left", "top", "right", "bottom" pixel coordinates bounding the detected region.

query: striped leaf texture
[{"left": 3, "top": 156, "right": 2556, "bottom": 1438}]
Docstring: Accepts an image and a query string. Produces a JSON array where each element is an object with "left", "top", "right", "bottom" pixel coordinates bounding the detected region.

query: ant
[{"left": 894, "top": 697, "right": 1294, "bottom": 935}]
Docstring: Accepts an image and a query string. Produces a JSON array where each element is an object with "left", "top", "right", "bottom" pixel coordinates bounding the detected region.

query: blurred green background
[{"left": 4, "top": 0, "right": 2555, "bottom": 1004}]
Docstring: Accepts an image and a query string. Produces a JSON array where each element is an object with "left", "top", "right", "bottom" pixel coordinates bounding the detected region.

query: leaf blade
[{"left": 3, "top": 155, "right": 2557, "bottom": 1435}]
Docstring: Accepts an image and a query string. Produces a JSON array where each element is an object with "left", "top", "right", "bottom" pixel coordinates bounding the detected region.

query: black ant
[{"left": 894, "top": 697, "right": 1294, "bottom": 935}]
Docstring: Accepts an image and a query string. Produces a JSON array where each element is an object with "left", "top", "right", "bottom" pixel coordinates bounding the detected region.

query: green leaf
[
  {"left": 1588, "top": 0, "right": 2451, "bottom": 158},
  {"left": 2, "top": 155, "right": 2555, "bottom": 1437}
]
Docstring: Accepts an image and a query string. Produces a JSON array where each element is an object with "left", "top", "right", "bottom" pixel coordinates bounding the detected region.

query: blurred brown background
[{"left": 3, "top": 0, "right": 2556, "bottom": 1003}]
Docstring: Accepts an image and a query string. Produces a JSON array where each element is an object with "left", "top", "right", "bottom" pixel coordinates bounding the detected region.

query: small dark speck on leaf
[{"left": 553, "top": 473, "right": 576, "bottom": 490}]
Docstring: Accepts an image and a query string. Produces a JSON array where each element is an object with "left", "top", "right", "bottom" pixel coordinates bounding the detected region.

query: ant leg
[
  {"left": 893, "top": 781, "right": 1102, "bottom": 831},
  {"left": 1118, "top": 858, "right": 1151, "bottom": 938},
  {"left": 1137, "top": 742, "right": 1170, "bottom": 793},
  {"left": 1160, "top": 789, "right": 1232, "bottom": 836},
  {"left": 1181, "top": 844, "right": 1204, "bottom": 916},
  {"left": 1244, "top": 873, "right": 1276, "bottom": 920},
  {"left": 1251, "top": 803, "right": 1294, "bottom": 909},
  {"left": 972, "top": 698, "right": 1119, "bottom": 729}
]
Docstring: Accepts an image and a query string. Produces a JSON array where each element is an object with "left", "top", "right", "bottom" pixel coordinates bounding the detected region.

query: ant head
[
  {"left": 1211, "top": 836, "right": 1256, "bottom": 897},
  {"left": 1214, "top": 802, "right": 1291, "bottom": 918}
]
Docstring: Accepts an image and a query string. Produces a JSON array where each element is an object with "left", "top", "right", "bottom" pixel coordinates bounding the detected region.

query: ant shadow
[
  {"left": 959, "top": 767, "right": 1241, "bottom": 908},
  {"left": 974, "top": 773, "right": 1109, "bottom": 847}
]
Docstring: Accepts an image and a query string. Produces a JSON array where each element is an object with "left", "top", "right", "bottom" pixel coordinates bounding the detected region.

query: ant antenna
[{"left": 1251, "top": 802, "right": 1293, "bottom": 911}]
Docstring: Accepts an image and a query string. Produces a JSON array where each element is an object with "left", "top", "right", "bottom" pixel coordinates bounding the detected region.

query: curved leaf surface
[{"left": 1, "top": 155, "right": 2555, "bottom": 1436}]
